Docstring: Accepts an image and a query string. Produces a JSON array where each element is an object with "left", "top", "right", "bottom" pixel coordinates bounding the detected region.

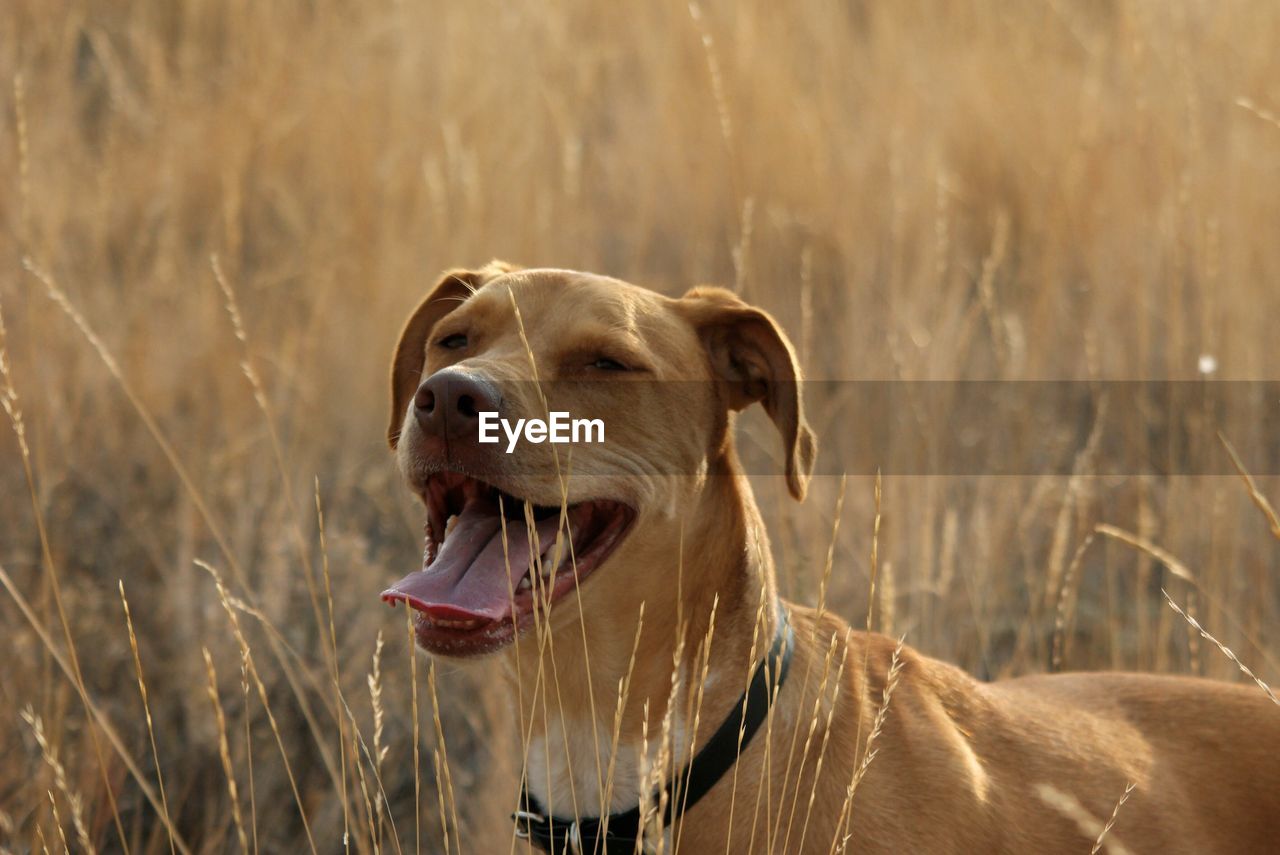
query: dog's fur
[{"left": 388, "top": 263, "right": 1280, "bottom": 853}]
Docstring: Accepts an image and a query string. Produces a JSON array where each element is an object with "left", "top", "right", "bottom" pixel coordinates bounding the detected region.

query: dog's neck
[{"left": 503, "top": 469, "right": 781, "bottom": 820}]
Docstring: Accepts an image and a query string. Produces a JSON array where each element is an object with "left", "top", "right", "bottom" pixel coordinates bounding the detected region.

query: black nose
[{"left": 414, "top": 370, "right": 502, "bottom": 440}]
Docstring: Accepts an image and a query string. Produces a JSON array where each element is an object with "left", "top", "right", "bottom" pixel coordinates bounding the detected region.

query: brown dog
[{"left": 383, "top": 262, "right": 1280, "bottom": 854}]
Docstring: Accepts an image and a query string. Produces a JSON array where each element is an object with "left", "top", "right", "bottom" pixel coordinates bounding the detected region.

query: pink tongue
[{"left": 382, "top": 498, "right": 566, "bottom": 621}]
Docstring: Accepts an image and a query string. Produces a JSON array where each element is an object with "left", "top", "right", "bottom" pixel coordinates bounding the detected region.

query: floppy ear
[
  {"left": 680, "top": 286, "right": 817, "bottom": 500},
  {"left": 388, "top": 260, "right": 519, "bottom": 448}
]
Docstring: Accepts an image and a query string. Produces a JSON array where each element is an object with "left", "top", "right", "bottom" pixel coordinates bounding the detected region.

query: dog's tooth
[
  {"left": 444, "top": 514, "right": 458, "bottom": 540},
  {"left": 517, "top": 575, "right": 532, "bottom": 592},
  {"left": 433, "top": 617, "right": 480, "bottom": 629}
]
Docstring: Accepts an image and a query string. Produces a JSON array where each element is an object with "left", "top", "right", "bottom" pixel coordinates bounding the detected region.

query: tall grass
[{"left": 1, "top": 0, "right": 1279, "bottom": 850}]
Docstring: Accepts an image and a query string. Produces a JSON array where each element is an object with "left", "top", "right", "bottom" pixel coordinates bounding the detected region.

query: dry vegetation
[{"left": 2, "top": 0, "right": 1279, "bottom": 851}]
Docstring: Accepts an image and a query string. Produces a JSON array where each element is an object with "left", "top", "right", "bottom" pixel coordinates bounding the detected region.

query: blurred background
[{"left": 1, "top": 0, "right": 1278, "bottom": 851}]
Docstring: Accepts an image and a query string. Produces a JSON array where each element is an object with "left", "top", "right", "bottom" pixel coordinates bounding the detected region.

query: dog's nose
[{"left": 414, "top": 370, "right": 501, "bottom": 440}]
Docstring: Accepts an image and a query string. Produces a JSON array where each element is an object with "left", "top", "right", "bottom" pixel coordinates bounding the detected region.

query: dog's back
[
  {"left": 988, "top": 671, "right": 1280, "bottom": 852},
  {"left": 816, "top": 623, "right": 1280, "bottom": 854}
]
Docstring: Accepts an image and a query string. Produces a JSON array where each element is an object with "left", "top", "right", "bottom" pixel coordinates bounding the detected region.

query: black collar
[{"left": 513, "top": 609, "right": 795, "bottom": 854}]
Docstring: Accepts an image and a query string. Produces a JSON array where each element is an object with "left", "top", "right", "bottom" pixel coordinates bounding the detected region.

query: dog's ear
[
  {"left": 679, "top": 286, "right": 817, "bottom": 500},
  {"left": 388, "top": 260, "right": 519, "bottom": 448}
]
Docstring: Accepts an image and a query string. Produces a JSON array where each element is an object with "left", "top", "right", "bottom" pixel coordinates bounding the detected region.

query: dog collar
[{"left": 512, "top": 609, "right": 795, "bottom": 854}]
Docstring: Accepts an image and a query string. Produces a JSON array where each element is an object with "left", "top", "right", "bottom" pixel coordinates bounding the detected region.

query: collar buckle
[{"left": 512, "top": 808, "right": 544, "bottom": 840}]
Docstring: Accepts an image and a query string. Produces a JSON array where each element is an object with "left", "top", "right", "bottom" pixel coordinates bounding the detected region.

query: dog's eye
[
  {"left": 591, "top": 357, "right": 629, "bottom": 372},
  {"left": 437, "top": 333, "right": 468, "bottom": 350}
]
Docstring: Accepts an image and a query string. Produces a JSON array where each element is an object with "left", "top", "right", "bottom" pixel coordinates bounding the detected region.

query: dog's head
[{"left": 382, "top": 262, "right": 815, "bottom": 656}]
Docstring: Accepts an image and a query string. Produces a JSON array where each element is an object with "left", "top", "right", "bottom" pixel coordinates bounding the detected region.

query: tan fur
[{"left": 389, "top": 264, "right": 1280, "bottom": 853}]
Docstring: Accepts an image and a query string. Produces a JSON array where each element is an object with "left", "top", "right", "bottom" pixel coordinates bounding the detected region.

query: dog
[{"left": 383, "top": 262, "right": 1280, "bottom": 854}]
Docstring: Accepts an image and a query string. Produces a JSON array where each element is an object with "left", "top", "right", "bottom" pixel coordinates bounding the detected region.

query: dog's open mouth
[{"left": 381, "top": 471, "right": 635, "bottom": 655}]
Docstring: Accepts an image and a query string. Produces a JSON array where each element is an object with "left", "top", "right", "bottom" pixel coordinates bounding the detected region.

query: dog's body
[{"left": 384, "top": 264, "right": 1280, "bottom": 853}]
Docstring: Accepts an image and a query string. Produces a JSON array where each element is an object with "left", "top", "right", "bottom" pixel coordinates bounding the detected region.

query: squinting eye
[
  {"left": 438, "top": 333, "right": 468, "bottom": 350},
  {"left": 591, "top": 357, "right": 629, "bottom": 371}
]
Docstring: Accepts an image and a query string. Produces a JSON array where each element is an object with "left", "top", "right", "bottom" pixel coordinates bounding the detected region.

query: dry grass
[
  {"left": 2, "top": 0, "right": 1280, "bottom": 851},
  {"left": 1092, "top": 781, "right": 1137, "bottom": 855}
]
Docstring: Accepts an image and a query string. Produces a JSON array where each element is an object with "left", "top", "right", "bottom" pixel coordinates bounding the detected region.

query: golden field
[{"left": 1, "top": 0, "right": 1279, "bottom": 851}]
